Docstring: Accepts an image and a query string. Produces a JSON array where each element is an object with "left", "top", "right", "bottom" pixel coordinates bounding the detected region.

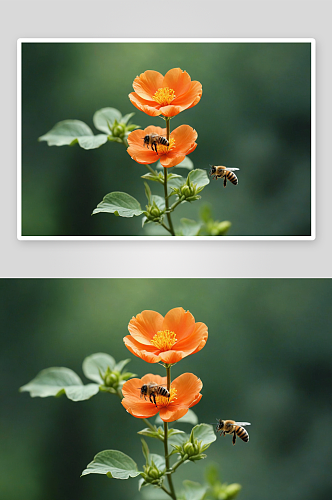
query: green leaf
[
  {"left": 140, "top": 172, "right": 163, "bottom": 183},
  {"left": 174, "top": 157, "right": 194, "bottom": 170},
  {"left": 113, "top": 359, "right": 131, "bottom": 373},
  {"left": 182, "top": 480, "right": 208, "bottom": 500},
  {"left": 81, "top": 450, "right": 141, "bottom": 479},
  {"left": 137, "top": 428, "right": 161, "bottom": 440},
  {"left": 93, "top": 108, "right": 122, "bottom": 134},
  {"left": 121, "top": 112, "right": 135, "bottom": 125},
  {"left": 38, "top": 120, "right": 108, "bottom": 149},
  {"left": 82, "top": 353, "right": 116, "bottom": 383},
  {"left": 175, "top": 409, "right": 199, "bottom": 425},
  {"left": 150, "top": 454, "right": 165, "bottom": 471},
  {"left": 20, "top": 367, "right": 99, "bottom": 401},
  {"left": 151, "top": 195, "right": 165, "bottom": 211},
  {"left": 188, "top": 169, "right": 210, "bottom": 192},
  {"left": 144, "top": 182, "right": 152, "bottom": 203},
  {"left": 168, "top": 175, "right": 185, "bottom": 192},
  {"left": 177, "top": 218, "right": 202, "bottom": 236},
  {"left": 141, "top": 439, "right": 150, "bottom": 463},
  {"left": 92, "top": 192, "right": 143, "bottom": 217},
  {"left": 191, "top": 424, "right": 217, "bottom": 447}
]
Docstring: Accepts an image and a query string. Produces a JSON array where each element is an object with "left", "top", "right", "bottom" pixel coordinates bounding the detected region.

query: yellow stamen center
[
  {"left": 155, "top": 387, "right": 177, "bottom": 408},
  {"left": 157, "top": 137, "right": 175, "bottom": 155},
  {"left": 150, "top": 330, "right": 177, "bottom": 351},
  {"left": 153, "top": 87, "right": 176, "bottom": 106}
]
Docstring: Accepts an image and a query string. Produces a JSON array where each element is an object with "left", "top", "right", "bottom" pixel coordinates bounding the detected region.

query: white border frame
[{"left": 17, "top": 38, "right": 316, "bottom": 241}]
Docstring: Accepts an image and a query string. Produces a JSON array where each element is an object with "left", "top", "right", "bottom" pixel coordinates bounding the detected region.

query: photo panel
[
  {"left": 3, "top": 278, "right": 331, "bottom": 500},
  {"left": 18, "top": 39, "right": 315, "bottom": 240}
]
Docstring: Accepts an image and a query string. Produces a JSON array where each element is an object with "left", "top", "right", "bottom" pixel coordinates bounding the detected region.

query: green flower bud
[
  {"left": 151, "top": 207, "right": 161, "bottom": 217},
  {"left": 105, "top": 371, "right": 120, "bottom": 387},
  {"left": 112, "top": 124, "right": 125, "bottom": 137},
  {"left": 183, "top": 442, "right": 195, "bottom": 456},
  {"left": 181, "top": 185, "right": 192, "bottom": 197}
]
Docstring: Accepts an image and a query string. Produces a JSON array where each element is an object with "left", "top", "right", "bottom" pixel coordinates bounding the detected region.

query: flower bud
[
  {"left": 183, "top": 442, "right": 195, "bottom": 456},
  {"left": 105, "top": 371, "right": 119, "bottom": 387},
  {"left": 181, "top": 185, "right": 192, "bottom": 198}
]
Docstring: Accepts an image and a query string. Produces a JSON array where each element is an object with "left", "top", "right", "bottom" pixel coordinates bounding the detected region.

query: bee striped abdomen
[
  {"left": 235, "top": 426, "right": 249, "bottom": 442},
  {"left": 158, "top": 137, "right": 169, "bottom": 146},
  {"left": 157, "top": 386, "right": 170, "bottom": 397},
  {"left": 226, "top": 171, "right": 238, "bottom": 185}
]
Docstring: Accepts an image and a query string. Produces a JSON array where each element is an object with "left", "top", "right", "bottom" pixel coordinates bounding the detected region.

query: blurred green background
[
  {"left": 1, "top": 278, "right": 331, "bottom": 500},
  {"left": 21, "top": 42, "right": 312, "bottom": 236}
]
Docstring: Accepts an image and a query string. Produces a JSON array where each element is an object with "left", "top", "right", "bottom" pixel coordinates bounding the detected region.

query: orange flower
[
  {"left": 127, "top": 125, "right": 197, "bottom": 168},
  {"left": 121, "top": 372, "right": 202, "bottom": 422},
  {"left": 129, "top": 68, "right": 202, "bottom": 118},
  {"left": 124, "top": 307, "right": 208, "bottom": 364}
]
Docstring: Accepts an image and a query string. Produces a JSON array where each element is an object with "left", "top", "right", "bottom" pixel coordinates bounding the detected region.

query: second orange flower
[
  {"left": 127, "top": 125, "right": 197, "bottom": 168},
  {"left": 121, "top": 372, "right": 203, "bottom": 422}
]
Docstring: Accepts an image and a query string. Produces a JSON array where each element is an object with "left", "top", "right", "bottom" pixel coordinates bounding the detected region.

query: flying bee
[
  {"left": 209, "top": 165, "right": 240, "bottom": 187},
  {"left": 143, "top": 133, "right": 169, "bottom": 154},
  {"left": 139, "top": 382, "right": 170, "bottom": 407},
  {"left": 215, "top": 419, "right": 251, "bottom": 445}
]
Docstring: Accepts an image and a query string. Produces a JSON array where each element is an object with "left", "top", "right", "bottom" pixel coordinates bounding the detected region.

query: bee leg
[
  {"left": 223, "top": 177, "right": 227, "bottom": 188},
  {"left": 150, "top": 393, "right": 157, "bottom": 407},
  {"left": 232, "top": 432, "right": 236, "bottom": 445}
]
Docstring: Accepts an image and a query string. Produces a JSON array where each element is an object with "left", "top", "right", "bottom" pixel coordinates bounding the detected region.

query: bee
[
  {"left": 215, "top": 419, "right": 251, "bottom": 445},
  {"left": 139, "top": 382, "right": 170, "bottom": 407},
  {"left": 143, "top": 133, "right": 169, "bottom": 154},
  {"left": 209, "top": 165, "right": 240, "bottom": 187}
]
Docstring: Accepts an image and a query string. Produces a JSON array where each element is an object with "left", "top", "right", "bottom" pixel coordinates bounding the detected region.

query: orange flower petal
[
  {"left": 159, "top": 406, "right": 189, "bottom": 422},
  {"left": 132, "top": 70, "right": 164, "bottom": 101},
  {"left": 159, "top": 350, "right": 186, "bottom": 364},
  {"left": 127, "top": 310, "right": 164, "bottom": 344},
  {"left": 124, "top": 336, "right": 161, "bottom": 363},
  {"left": 172, "top": 373, "right": 203, "bottom": 406},
  {"left": 171, "top": 125, "right": 198, "bottom": 153},
  {"left": 158, "top": 105, "right": 187, "bottom": 117},
  {"left": 129, "top": 92, "right": 161, "bottom": 117},
  {"left": 173, "top": 81, "right": 203, "bottom": 107},
  {"left": 175, "top": 322, "right": 208, "bottom": 353},
  {"left": 122, "top": 400, "right": 159, "bottom": 418},
  {"left": 162, "top": 307, "right": 195, "bottom": 341},
  {"left": 162, "top": 68, "right": 192, "bottom": 97}
]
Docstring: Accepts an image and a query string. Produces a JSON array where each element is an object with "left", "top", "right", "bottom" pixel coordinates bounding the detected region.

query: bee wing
[
  {"left": 226, "top": 168, "right": 240, "bottom": 171},
  {"left": 234, "top": 422, "right": 251, "bottom": 427}
]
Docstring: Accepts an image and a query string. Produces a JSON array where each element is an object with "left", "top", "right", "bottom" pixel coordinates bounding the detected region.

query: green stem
[
  {"left": 170, "top": 457, "right": 186, "bottom": 473},
  {"left": 160, "top": 222, "right": 173, "bottom": 235},
  {"left": 164, "top": 365, "right": 177, "bottom": 500},
  {"left": 160, "top": 484, "right": 173, "bottom": 498},
  {"left": 164, "top": 118, "right": 175, "bottom": 236},
  {"left": 168, "top": 197, "right": 184, "bottom": 213}
]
